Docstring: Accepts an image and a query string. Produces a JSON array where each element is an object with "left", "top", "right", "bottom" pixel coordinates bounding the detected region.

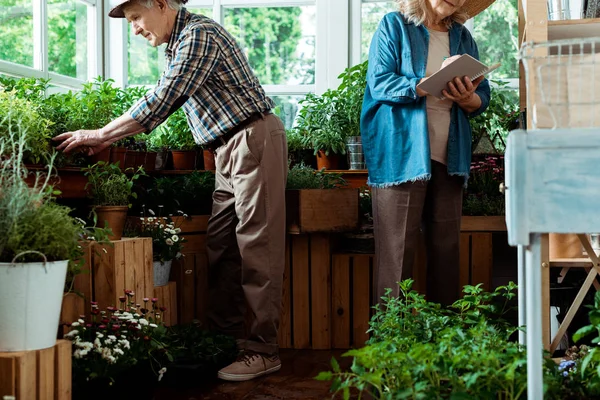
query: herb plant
[
  {"left": 0, "top": 115, "right": 106, "bottom": 267},
  {"left": 82, "top": 161, "right": 146, "bottom": 207},
  {"left": 286, "top": 163, "right": 347, "bottom": 189}
]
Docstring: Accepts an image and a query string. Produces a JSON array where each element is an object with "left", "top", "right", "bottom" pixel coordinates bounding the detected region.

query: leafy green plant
[
  {"left": 0, "top": 91, "right": 53, "bottom": 164},
  {"left": 157, "top": 109, "right": 197, "bottom": 151},
  {"left": 286, "top": 163, "right": 347, "bottom": 189},
  {"left": 0, "top": 114, "right": 106, "bottom": 267},
  {"left": 469, "top": 80, "right": 519, "bottom": 153},
  {"left": 82, "top": 161, "right": 146, "bottom": 207},
  {"left": 131, "top": 171, "right": 215, "bottom": 216}
]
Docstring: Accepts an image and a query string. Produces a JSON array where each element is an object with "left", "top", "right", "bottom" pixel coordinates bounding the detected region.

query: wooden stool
[{"left": 0, "top": 340, "right": 72, "bottom": 400}]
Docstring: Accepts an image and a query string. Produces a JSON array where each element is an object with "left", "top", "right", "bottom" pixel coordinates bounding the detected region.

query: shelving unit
[
  {"left": 513, "top": 5, "right": 600, "bottom": 395},
  {"left": 548, "top": 18, "right": 600, "bottom": 40}
]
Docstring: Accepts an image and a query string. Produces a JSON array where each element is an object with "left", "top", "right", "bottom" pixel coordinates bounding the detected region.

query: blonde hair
[{"left": 395, "top": 0, "right": 469, "bottom": 29}]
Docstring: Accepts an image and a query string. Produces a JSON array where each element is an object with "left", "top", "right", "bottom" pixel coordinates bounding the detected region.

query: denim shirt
[{"left": 360, "top": 12, "right": 490, "bottom": 187}]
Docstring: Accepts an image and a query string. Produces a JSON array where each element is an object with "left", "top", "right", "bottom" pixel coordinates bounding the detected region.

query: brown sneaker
[{"left": 217, "top": 351, "right": 281, "bottom": 381}]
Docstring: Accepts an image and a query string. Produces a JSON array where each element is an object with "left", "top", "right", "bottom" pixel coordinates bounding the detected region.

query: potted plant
[
  {"left": 296, "top": 91, "right": 347, "bottom": 170},
  {"left": 0, "top": 118, "right": 92, "bottom": 352},
  {"left": 137, "top": 208, "right": 186, "bottom": 286},
  {"left": 286, "top": 163, "right": 359, "bottom": 233},
  {"left": 82, "top": 161, "right": 146, "bottom": 240},
  {"left": 147, "top": 127, "right": 172, "bottom": 170},
  {"left": 287, "top": 127, "right": 315, "bottom": 169},
  {"left": 162, "top": 109, "right": 199, "bottom": 170},
  {"left": 0, "top": 89, "right": 53, "bottom": 165}
]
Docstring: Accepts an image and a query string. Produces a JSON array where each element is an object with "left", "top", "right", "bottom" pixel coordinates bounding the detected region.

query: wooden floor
[{"left": 152, "top": 349, "right": 354, "bottom": 400}]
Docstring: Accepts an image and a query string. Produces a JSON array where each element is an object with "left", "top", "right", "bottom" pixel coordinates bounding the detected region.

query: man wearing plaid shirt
[{"left": 54, "top": 0, "right": 288, "bottom": 382}]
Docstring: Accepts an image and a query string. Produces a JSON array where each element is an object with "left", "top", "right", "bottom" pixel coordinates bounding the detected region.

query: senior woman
[{"left": 362, "top": 0, "right": 495, "bottom": 305}]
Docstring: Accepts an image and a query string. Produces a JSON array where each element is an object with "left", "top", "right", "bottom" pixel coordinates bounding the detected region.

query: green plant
[
  {"left": 131, "top": 171, "right": 215, "bottom": 216},
  {"left": 158, "top": 109, "right": 197, "bottom": 151},
  {"left": 286, "top": 163, "right": 347, "bottom": 189},
  {"left": 0, "top": 91, "right": 53, "bottom": 164},
  {"left": 295, "top": 61, "right": 368, "bottom": 156},
  {"left": 82, "top": 161, "right": 146, "bottom": 207},
  {"left": 469, "top": 80, "right": 519, "bottom": 153},
  {"left": 0, "top": 114, "right": 105, "bottom": 268}
]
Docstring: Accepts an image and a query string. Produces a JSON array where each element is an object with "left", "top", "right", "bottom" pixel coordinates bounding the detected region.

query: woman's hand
[
  {"left": 53, "top": 129, "right": 110, "bottom": 155},
  {"left": 442, "top": 75, "right": 484, "bottom": 113}
]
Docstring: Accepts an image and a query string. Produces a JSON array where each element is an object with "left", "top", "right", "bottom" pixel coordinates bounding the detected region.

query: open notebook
[{"left": 417, "top": 54, "right": 501, "bottom": 100}]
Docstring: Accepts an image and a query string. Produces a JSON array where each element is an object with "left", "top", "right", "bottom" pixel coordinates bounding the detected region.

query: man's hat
[{"left": 108, "top": 0, "right": 188, "bottom": 18}]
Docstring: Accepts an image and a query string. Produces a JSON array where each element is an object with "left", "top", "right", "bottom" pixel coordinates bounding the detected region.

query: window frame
[{"left": 0, "top": 0, "right": 103, "bottom": 90}]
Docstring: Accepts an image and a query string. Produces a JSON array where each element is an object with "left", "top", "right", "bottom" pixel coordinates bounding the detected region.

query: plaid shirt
[{"left": 128, "top": 8, "right": 275, "bottom": 145}]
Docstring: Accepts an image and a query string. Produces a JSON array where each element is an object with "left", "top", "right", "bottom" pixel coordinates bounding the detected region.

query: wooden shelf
[
  {"left": 548, "top": 18, "right": 600, "bottom": 40},
  {"left": 549, "top": 257, "right": 595, "bottom": 267}
]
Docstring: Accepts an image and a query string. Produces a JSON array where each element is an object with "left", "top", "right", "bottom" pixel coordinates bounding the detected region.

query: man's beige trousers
[{"left": 206, "top": 113, "right": 288, "bottom": 355}]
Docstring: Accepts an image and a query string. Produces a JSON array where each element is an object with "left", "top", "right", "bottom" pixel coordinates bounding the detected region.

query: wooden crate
[
  {"left": 153, "top": 281, "right": 178, "bottom": 326},
  {"left": 169, "top": 215, "right": 210, "bottom": 324},
  {"left": 0, "top": 340, "right": 72, "bottom": 400},
  {"left": 59, "top": 293, "right": 85, "bottom": 336},
  {"left": 278, "top": 234, "right": 331, "bottom": 349},
  {"left": 331, "top": 254, "right": 373, "bottom": 349},
  {"left": 286, "top": 189, "right": 360, "bottom": 234},
  {"left": 74, "top": 237, "right": 154, "bottom": 311}
]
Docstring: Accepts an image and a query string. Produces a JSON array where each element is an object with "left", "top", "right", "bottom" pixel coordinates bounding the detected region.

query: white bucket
[{"left": 0, "top": 259, "right": 69, "bottom": 351}]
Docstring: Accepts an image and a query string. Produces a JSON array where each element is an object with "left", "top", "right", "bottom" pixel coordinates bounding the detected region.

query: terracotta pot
[
  {"left": 89, "top": 147, "right": 111, "bottom": 165},
  {"left": 144, "top": 152, "right": 157, "bottom": 172},
  {"left": 94, "top": 206, "right": 129, "bottom": 240},
  {"left": 316, "top": 150, "right": 340, "bottom": 170},
  {"left": 203, "top": 149, "right": 216, "bottom": 171},
  {"left": 110, "top": 147, "right": 127, "bottom": 168},
  {"left": 171, "top": 150, "right": 197, "bottom": 170},
  {"left": 124, "top": 150, "right": 141, "bottom": 169}
]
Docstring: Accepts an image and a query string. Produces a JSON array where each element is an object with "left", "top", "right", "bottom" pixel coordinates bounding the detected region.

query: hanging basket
[{"left": 0, "top": 254, "right": 68, "bottom": 351}]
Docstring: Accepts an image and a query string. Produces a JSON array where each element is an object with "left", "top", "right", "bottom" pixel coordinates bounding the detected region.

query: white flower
[
  {"left": 113, "top": 348, "right": 124, "bottom": 355},
  {"left": 71, "top": 322, "right": 80, "bottom": 327},
  {"left": 138, "top": 318, "right": 149, "bottom": 326},
  {"left": 148, "top": 217, "right": 154, "bottom": 222},
  {"left": 107, "top": 335, "right": 117, "bottom": 340},
  {"left": 140, "top": 217, "right": 145, "bottom": 221},
  {"left": 148, "top": 209, "right": 155, "bottom": 216},
  {"left": 175, "top": 228, "right": 181, "bottom": 234},
  {"left": 149, "top": 323, "right": 158, "bottom": 328},
  {"left": 158, "top": 367, "right": 167, "bottom": 382},
  {"left": 171, "top": 235, "right": 179, "bottom": 242},
  {"left": 96, "top": 333, "right": 104, "bottom": 338},
  {"left": 166, "top": 239, "right": 173, "bottom": 246}
]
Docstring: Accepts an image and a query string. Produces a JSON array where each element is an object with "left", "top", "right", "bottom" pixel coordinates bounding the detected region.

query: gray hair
[
  {"left": 395, "top": 0, "right": 469, "bottom": 28},
  {"left": 137, "top": 0, "right": 187, "bottom": 12}
]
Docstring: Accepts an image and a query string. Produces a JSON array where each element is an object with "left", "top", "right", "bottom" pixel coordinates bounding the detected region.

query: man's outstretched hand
[{"left": 52, "top": 129, "right": 109, "bottom": 155}]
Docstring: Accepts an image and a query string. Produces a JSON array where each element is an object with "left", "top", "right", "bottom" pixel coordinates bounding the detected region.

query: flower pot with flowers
[
  {"left": 138, "top": 208, "right": 187, "bottom": 286},
  {"left": 65, "top": 291, "right": 170, "bottom": 399},
  {"left": 82, "top": 161, "right": 146, "bottom": 240},
  {"left": 0, "top": 116, "right": 102, "bottom": 351}
]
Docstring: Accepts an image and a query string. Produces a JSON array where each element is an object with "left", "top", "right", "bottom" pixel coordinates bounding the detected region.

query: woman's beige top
[{"left": 425, "top": 27, "right": 453, "bottom": 165}]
